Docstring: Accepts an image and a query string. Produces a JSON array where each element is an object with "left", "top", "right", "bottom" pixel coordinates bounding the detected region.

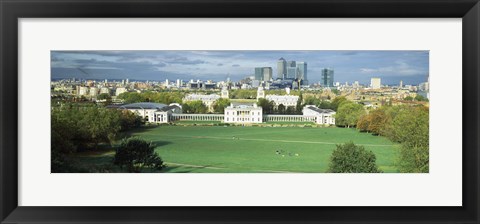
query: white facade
[
  {"left": 371, "top": 78, "right": 381, "bottom": 89},
  {"left": 256, "top": 87, "right": 265, "bottom": 99},
  {"left": 89, "top": 87, "right": 98, "bottom": 97},
  {"left": 221, "top": 87, "right": 229, "bottom": 99},
  {"left": 115, "top": 87, "right": 127, "bottom": 96},
  {"left": 224, "top": 104, "right": 263, "bottom": 124},
  {"left": 183, "top": 94, "right": 220, "bottom": 111},
  {"left": 100, "top": 87, "right": 110, "bottom": 94},
  {"left": 302, "top": 105, "right": 336, "bottom": 125},
  {"left": 78, "top": 86, "right": 89, "bottom": 96},
  {"left": 265, "top": 94, "right": 299, "bottom": 107}
]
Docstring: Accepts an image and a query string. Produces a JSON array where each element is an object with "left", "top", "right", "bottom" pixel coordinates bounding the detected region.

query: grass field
[
  {"left": 136, "top": 126, "right": 399, "bottom": 173},
  {"left": 75, "top": 126, "right": 400, "bottom": 173}
]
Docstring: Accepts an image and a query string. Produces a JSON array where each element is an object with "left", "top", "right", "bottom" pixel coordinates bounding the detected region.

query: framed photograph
[{"left": 1, "top": 0, "right": 479, "bottom": 223}]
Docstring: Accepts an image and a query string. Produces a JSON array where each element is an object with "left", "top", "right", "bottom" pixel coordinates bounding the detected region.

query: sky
[{"left": 51, "top": 50, "right": 429, "bottom": 85}]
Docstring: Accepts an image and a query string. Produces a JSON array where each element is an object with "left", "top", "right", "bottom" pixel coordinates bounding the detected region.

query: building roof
[
  {"left": 116, "top": 102, "right": 167, "bottom": 110},
  {"left": 159, "top": 104, "right": 181, "bottom": 112},
  {"left": 306, "top": 106, "right": 335, "bottom": 114}
]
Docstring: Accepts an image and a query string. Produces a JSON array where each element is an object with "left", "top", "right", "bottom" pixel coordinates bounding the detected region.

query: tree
[
  {"left": 97, "top": 93, "right": 111, "bottom": 100},
  {"left": 285, "top": 106, "right": 296, "bottom": 115},
  {"left": 212, "top": 98, "right": 230, "bottom": 114},
  {"left": 277, "top": 104, "right": 286, "bottom": 114},
  {"left": 118, "top": 92, "right": 146, "bottom": 103},
  {"left": 328, "top": 142, "right": 382, "bottom": 173},
  {"left": 303, "top": 96, "right": 321, "bottom": 106},
  {"left": 356, "top": 114, "right": 371, "bottom": 132},
  {"left": 414, "top": 94, "right": 428, "bottom": 102},
  {"left": 257, "top": 98, "right": 274, "bottom": 114},
  {"left": 113, "top": 138, "right": 165, "bottom": 172},
  {"left": 295, "top": 93, "right": 303, "bottom": 114},
  {"left": 182, "top": 100, "right": 208, "bottom": 114},
  {"left": 404, "top": 96, "right": 413, "bottom": 101},
  {"left": 335, "top": 101, "right": 366, "bottom": 128},
  {"left": 389, "top": 106, "right": 429, "bottom": 172},
  {"left": 331, "top": 96, "right": 347, "bottom": 111}
]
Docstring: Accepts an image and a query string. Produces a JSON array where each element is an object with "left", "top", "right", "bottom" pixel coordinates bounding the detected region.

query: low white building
[
  {"left": 224, "top": 104, "right": 263, "bottom": 124},
  {"left": 150, "top": 103, "right": 183, "bottom": 123},
  {"left": 109, "top": 102, "right": 181, "bottom": 124},
  {"left": 265, "top": 94, "right": 299, "bottom": 107},
  {"left": 302, "top": 105, "right": 336, "bottom": 125},
  {"left": 115, "top": 87, "right": 127, "bottom": 96},
  {"left": 183, "top": 93, "right": 220, "bottom": 111},
  {"left": 77, "top": 86, "right": 89, "bottom": 96}
]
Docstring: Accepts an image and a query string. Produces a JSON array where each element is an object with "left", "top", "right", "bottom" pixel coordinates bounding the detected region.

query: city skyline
[{"left": 51, "top": 50, "right": 429, "bottom": 85}]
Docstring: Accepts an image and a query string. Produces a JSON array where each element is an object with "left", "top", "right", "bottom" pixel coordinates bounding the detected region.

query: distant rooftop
[
  {"left": 115, "top": 102, "right": 167, "bottom": 110},
  {"left": 306, "top": 105, "right": 335, "bottom": 114}
]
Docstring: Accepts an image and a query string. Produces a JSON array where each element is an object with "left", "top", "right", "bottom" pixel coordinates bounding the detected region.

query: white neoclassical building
[
  {"left": 265, "top": 94, "right": 299, "bottom": 107},
  {"left": 302, "top": 105, "right": 336, "bottom": 125},
  {"left": 183, "top": 93, "right": 220, "bottom": 112},
  {"left": 109, "top": 102, "right": 182, "bottom": 123},
  {"left": 150, "top": 103, "right": 183, "bottom": 123},
  {"left": 224, "top": 104, "right": 263, "bottom": 124}
]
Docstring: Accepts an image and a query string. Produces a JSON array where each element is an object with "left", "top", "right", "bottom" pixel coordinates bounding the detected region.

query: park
[{"left": 74, "top": 125, "right": 400, "bottom": 173}]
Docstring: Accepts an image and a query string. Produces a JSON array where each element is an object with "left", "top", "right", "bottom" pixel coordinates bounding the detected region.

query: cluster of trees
[
  {"left": 118, "top": 91, "right": 184, "bottom": 104},
  {"left": 212, "top": 98, "right": 231, "bottom": 113},
  {"left": 51, "top": 104, "right": 143, "bottom": 172},
  {"left": 404, "top": 94, "right": 429, "bottom": 102},
  {"left": 229, "top": 89, "right": 257, "bottom": 99},
  {"left": 182, "top": 100, "right": 208, "bottom": 114},
  {"left": 329, "top": 142, "right": 382, "bottom": 173},
  {"left": 326, "top": 96, "right": 429, "bottom": 172},
  {"left": 113, "top": 137, "right": 164, "bottom": 172},
  {"left": 257, "top": 98, "right": 291, "bottom": 114},
  {"left": 335, "top": 101, "right": 366, "bottom": 128},
  {"left": 356, "top": 105, "right": 429, "bottom": 172},
  {"left": 303, "top": 96, "right": 348, "bottom": 111},
  {"left": 256, "top": 98, "right": 302, "bottom": 115}
]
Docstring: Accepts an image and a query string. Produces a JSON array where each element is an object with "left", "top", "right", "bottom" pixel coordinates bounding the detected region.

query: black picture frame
[{"left": 1, "top": 0, "right": 479, "bottom": 223}]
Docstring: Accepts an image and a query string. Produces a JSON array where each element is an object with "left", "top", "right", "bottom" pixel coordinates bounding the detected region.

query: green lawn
[
  {"left": 74, "top": 126, "right": 400, "bottom": 173},
  {"left": 138, "top": 126, "right": 399, "bottom": 173}
]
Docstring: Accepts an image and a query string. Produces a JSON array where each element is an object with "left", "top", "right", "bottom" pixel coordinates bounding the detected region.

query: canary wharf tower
[
  {"left": 321, "top": 68, "right": 334, "bottom": 87},
  {"left": 277, "top": 57, "right": 287, "bottom": 79}
]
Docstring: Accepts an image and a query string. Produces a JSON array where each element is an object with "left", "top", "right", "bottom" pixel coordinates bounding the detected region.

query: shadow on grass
[
  {"left": 151, "top": 140, "right": 172, "bottom": 147},
  {"left": 161, "top": 164, "right": 221, "bottom": 173}
]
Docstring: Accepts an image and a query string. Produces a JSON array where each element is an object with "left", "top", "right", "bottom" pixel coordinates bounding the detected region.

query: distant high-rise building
[
  {"left": 263, "top": 67, "right": 273, "bottom": 81},
  {"left": 287, "top": 61, "right": 296, "bottom": 68},
  {"left": 287, "top": 67, "right": 297, "bottom": 79},
  {"left": 321, "top": 68, "right": 334, "bottom": 87},
  {"left": 277, "top": 58, "right": 287, "bottom": 79},
  {"left": 371, "top": 78, "right": 381, "bottom": 89},
  {"left": 254, "top": 67, "right": 272, "bottom": 81},
  {"left": 399, "top": 80, "right": 403, "bottom": 88},
  {"left": 254, "top": 67, "right": 264, "bottom": 80},
  {"left": 296, "top": 62, "right": 308, "bottom": 85}
]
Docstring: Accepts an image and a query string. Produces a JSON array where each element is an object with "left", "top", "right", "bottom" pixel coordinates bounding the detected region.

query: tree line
[
  {"left": 331, "top": 97, "right": 429, "bottom": 173},
  {"left": 51, "top": 104, "right": 143, "bottom": 172}
]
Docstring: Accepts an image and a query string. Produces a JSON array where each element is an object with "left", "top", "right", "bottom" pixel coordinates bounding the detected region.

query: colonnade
[
  {"left": 171, "top": 114, "right": 224, "bottom": 121},
  {"left": 263, "top": 115, "right": 317, "bottom": 122}
]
